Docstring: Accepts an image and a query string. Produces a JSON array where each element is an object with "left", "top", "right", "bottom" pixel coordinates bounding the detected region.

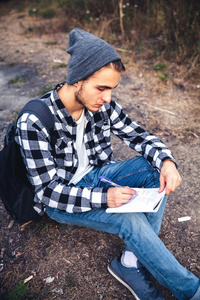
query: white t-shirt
[{"left": 69, "top": 110, "right": 93, "bottom": 185}]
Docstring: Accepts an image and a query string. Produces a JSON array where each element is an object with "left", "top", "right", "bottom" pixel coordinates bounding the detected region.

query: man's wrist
[{"left": 161, "top": 159, "right": 177, "bottom": 169}]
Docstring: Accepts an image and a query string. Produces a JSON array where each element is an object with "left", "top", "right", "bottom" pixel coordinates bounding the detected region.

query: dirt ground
[{"left": 0, "top": 5, "right": 200, "bottom": 300}]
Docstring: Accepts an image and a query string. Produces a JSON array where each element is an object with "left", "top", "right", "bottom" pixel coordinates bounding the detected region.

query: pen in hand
[
  {"left": 99, "top": 176, "right": 137, "bottom": 195},
  {"left": 100, "top": 176, "right": 137, "bottom": 208},
  {"left": 99, "top": 176, "right": 122, "bottom": 187}
]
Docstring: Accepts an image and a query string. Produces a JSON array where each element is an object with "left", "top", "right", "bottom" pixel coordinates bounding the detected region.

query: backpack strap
[{"left": 17, "top": 99, "right": 54, "bottom": 134}]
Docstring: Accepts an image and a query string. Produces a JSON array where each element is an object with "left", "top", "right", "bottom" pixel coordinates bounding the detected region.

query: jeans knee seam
[{"left": 116, "top": 168, "right": 154, "bottom": 182}]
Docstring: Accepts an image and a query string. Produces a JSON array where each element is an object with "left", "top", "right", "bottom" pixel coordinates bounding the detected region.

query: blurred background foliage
[
  {"left": 1, "top": 0, "right": 200, "bottom": 69},
  {"left": 62, "top": 0, "right": 200, "bottom": 64}
]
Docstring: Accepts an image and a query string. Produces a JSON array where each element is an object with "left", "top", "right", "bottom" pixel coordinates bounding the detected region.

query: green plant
[
  {"left": 52, "top": 63, "right": 68, "bottom": 69},
  {"left": 40, "top": 8, "right": 56, "bottom": 19},
  {"left": 45, "top": 41, "right": 57, "bottom": 46},
  {"left": 44, "top": 223, "right": 50, "bottom": 233},
  {"left": 157, "top": 73, "right": 169, "bottom": 81},
  {"left": 152, "top": 62, "right": 168, "bottom": 71},
  {"left": 28, "top": 8, "right": 38, "bottom": 16},
  {"left": 65, "top": 271, "right": 76, "bottom": 290},
  {"left": 39, "top": 84, "right": 54, "bottom": 95},
  {"left": 33, "top": 222, "right": 46, "bottom": 233},
  {"left": 57, "top": 0, "right": 68, "bottom": 8},
  {"left": 8, "top": 281, "right": 28, "bottom": 300},
  {"left": 9, "top": 76, "right": 27, "bottom": 84},
  {"left": 33, "top": 220, "right": 51, "bottom": 233},
  {"left": 152, "top": 62, "right": 170, "bottom": 81}
]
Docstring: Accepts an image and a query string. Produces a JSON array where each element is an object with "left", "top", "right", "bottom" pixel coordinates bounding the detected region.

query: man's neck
[{"left": 57, "top": 83, "right": 83, "bottom": 121}]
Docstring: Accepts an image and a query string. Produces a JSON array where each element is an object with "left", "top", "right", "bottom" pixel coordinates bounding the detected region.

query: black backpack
[{"left": 0, "top": 99, "right": 55, "bottom": 225}]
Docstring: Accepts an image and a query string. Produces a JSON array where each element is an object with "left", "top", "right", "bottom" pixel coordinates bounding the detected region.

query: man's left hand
[{"left": 159, "top": 160, "right": 182, "bottom": 195}]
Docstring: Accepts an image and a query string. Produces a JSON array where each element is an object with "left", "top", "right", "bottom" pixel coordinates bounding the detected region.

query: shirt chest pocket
[
  {"left": 55, "top": 137, "right": 74, "bottom": 168},
  {"left": 93, "top": 122, "right": 111, "bottom": 149}
]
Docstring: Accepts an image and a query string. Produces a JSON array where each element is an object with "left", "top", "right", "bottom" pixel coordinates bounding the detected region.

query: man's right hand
[{"left": 107, "top": 187, "right": 137, "bottom": 208}]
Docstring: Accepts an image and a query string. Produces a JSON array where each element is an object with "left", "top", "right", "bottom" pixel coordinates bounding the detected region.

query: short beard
[{"left": 75, "top": 82, "right": 86, "bottom": 107}]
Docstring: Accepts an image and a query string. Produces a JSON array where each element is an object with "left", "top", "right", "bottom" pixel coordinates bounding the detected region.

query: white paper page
[{"left": 106, "top": 187, "right": 166, "bottom": 213}]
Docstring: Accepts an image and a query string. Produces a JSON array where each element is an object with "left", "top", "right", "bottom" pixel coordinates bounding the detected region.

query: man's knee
[{"left": 129, "top": 156, "right": 160, "bottom": 188}]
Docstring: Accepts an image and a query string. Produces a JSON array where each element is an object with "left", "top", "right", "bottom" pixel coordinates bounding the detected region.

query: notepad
[{"left": 106, "top": 187, "right": 166, "bottom": 213}]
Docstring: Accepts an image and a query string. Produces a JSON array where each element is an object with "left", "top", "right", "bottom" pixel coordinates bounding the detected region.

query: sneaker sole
[{"left": 107, "top": 264, "right": 140, "bottom": 300}]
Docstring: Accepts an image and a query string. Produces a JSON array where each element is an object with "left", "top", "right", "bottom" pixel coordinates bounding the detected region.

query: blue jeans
[{"left": 46, "top": 157, "right": 200, "bottom": 300}]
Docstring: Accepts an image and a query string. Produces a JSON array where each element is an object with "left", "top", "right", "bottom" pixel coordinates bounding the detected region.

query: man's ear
[{"left": 73, "top": 81, "right": 83, "bottom": 88}]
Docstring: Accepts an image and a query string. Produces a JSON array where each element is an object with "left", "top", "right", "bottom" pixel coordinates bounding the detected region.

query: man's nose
[{"left": 102, "top": 89, "right": 112, "bottom": 102}]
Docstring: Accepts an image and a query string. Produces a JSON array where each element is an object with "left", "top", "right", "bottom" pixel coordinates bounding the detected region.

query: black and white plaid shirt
[{"left": 15, "top": 83, "right": 176, "bottom": 215}]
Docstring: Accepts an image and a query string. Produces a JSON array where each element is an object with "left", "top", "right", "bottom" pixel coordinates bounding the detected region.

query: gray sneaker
[{"left": 108, "top": 253, "right": 165, "bottom": 300}]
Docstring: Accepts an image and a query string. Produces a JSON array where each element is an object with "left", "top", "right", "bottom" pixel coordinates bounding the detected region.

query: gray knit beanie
[{"left": 66, "top": 28, "right": 121, "bottom": 85}]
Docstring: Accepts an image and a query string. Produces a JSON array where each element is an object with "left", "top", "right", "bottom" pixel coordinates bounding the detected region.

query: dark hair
[{"left": 106, "top": 60, "right": 126, "bottom": 72}]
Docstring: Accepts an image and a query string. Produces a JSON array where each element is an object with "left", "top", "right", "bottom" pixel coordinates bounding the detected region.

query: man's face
[{"left": 75, "top": 66, "right": 121, "bottom": 112}]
